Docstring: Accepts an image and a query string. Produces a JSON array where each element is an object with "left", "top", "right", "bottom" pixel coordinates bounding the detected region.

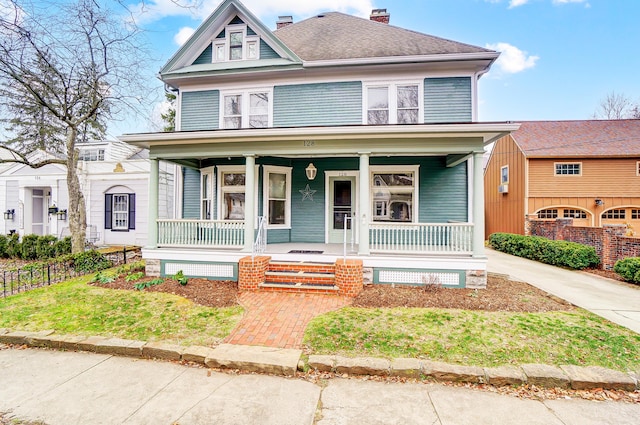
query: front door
[
  {"left": 327, "top": 176, "right": 356, "bottom": 243},
  {"left": 31, "top": 189, "right": 47, "bottom": 235}
]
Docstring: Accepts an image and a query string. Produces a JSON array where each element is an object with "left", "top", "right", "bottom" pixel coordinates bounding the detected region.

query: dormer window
[
  {"left": 79, "top": 148, "right": 105, "bottom": 161},
  {"left": 213, "top": 23, "right": 260, "bottom": 62}
]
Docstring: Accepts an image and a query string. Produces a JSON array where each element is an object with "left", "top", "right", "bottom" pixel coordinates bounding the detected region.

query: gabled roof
[
  {"left": 273, "top": 12, "right": 494, "bottom": 62},
  {"left": 512, "top": 120, "right": 640, "bottom": 158},
  {"left": 160, "top": 0, "right": 300, "bottom": 76}
]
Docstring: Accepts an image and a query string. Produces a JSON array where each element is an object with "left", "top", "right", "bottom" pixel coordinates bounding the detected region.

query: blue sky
[{"left": 118, "top": 0, "right": 639, "bottom": 135}]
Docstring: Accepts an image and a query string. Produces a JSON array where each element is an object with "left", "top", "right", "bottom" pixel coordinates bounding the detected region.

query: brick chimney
[
  {"left": 276, "top": 15, "right": 293, "bottom": 29},
  {"left": 370, "top": 9, "right": 390, "bottom": 24}
]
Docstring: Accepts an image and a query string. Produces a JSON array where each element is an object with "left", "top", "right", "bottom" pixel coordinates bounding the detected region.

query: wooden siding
[
  {"left": 424, "top": 77, "right": 472, "bottom": 123},
  {"left": 182, "top": 167, "right": 201, "bottom": 219},
  {"left": 529, "top": 158, "right": 640, "bottom": 198},
  {"left": 192, "top": 44, "right": 212, "bottom": 65},
  {"left": 273, "top": 82, "right": 362, "bottom": 127},
  {"left": 259, "top": 40, "right": 279, "bottom": 60},
  {"left": 180, "top": 90, "right": 219, "bottom": 131},
  {"left": 484, "top": 135, "right": 527, "bottom": 237}
]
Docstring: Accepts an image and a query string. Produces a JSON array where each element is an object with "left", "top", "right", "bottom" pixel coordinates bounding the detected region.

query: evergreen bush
[
  {"left": 488, "top": 232, "right": 600, "bottom": 270},
  {"left": 613, "top": 257, "right": 640, "bottom": 284}
]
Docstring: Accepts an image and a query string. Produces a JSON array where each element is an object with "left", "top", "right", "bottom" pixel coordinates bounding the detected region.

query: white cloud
[
  {"left": 486, "top": 42, "right": 539, "bottom": 74},
  {"left": 174, "top": 26, "right": 196, "bottom": 46},
  {"left": 508, "top": 0, "right": 529, "bottom": 8}
]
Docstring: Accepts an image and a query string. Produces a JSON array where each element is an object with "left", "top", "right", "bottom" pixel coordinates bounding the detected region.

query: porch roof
[{"left": 121, "top": 123, "right": 520, "bottom": 160}]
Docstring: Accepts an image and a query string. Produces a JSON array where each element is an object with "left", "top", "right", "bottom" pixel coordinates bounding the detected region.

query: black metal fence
[{"left": 1, "top": 247, "right": 141, "bottom": 298}]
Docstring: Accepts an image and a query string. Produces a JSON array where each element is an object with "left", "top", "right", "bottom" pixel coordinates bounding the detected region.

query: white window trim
[
  {"left": 362, "top": 81, "right": 424, "bottom": 125},
  {"left": 369, "top": 165, "right": 419, "bottom": 223},
  {"left": 262, "top": 165, "right": 292, "bottom": 229},
  {"left": 500, "top": 165, "right": 509, "bottom": 184},
  {"left": 216, "top": 165, "right": 259, "bottom": 223},
  {"left": 112, "top": 194, "right": 129, "bottom": 230},
  {"left": 219, "top": 88, "right": 273, "bottom": 129},
  {"left": 212, "top": 24, "right": 260, "bottom": 63},
  {"left": 200, "top": 166, "right": 215, "bottom": 220},
  {"left": 554, "top": 162, "right": 582, "bottom": 176}
]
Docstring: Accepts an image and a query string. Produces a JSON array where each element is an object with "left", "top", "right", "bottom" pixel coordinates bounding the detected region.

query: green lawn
[
  {"left": 303, "top": 307, "right": 640, "bottom": 372},
  {"left": 0, "top": 273, "right": 243, "bottom": 347}
]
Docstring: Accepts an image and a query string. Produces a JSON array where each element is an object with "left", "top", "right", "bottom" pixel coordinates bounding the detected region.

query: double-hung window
[
  {"left": 365, "top": 82, "right": 421, "bottom": 125},
  {"left": 104, "top": 193, "right": 135, "bottom": 231},
  {"left": 221, "top": 89, "right": 272, "bottom": 129},
  {"left": 262, "top": 166, "right": 292, "bottom": 228},
  {"left": 370, "top": 165, "right": 418, "bottom": 222}
]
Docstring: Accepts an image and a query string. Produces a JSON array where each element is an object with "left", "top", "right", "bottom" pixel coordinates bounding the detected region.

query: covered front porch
[{"left": 124, "top": 123, "right": 518, "bottom": 290}]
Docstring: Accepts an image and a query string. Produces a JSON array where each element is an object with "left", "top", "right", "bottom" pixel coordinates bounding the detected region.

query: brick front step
[
  {"left": 265, "top": 271, "right": 335, "bottom": 286},
  {"left": 258, "top": 282, "right": 339, "bottom": 294},
  {"left": 268, "top": 261, "right": 335, "bottom": 274}
]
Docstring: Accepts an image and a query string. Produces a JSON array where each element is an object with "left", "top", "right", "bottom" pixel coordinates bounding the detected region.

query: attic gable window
[
  {"left": 212, "top": 23, "right": 260, "bottom": 62},
  {"left": 79, "top": 148, "right": 105, "bottom": 161}
]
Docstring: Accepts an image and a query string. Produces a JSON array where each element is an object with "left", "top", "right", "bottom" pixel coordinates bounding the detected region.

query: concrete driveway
[{"left": 486, "top": 248, "right": 640, "bottom": 334}]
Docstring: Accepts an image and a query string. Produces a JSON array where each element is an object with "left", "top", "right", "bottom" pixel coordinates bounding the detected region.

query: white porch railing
[
  {"left": 369, "top": 222, "right": 474, "bottom": 255},
  {"left": 157, "top": 219, "right": 244, "bottom": 248},
  {"left": 252, "top": 216, "right": 267, "bottom": 258}
]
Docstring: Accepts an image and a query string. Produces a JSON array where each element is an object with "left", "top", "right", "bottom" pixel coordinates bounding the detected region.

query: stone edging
[{"left": 1, "top": 329, "right": 638, "bottom": 391}]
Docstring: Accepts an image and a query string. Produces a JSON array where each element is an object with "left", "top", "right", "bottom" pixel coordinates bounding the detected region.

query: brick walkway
[{"left": 225, "top": 292, "right": 352, "bottom": 349}]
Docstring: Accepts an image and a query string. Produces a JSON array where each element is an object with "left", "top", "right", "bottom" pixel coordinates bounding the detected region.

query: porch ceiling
[{"left": 121, "top": 123, "right": 520, "bottom": 160}]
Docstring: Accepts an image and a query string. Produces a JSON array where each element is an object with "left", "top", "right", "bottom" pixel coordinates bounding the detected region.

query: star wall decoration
[{"left": 299, "top": 184, "right": 317, "bottom": 202}]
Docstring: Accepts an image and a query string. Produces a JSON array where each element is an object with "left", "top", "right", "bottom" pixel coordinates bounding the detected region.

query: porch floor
[
  {"left": 225, "top": 292, "right": 351, "bottom": 348},
  {"left": 263, "top": 243, "right": 357, "bottom": 256}
]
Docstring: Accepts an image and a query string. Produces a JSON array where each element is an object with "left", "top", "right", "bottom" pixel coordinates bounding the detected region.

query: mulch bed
[{"left": 91, "top": 273, "right": 573, "bottom": 312}]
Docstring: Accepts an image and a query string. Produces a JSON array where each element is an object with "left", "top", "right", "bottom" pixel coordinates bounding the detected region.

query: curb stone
[
  {"left": 560, "top": 365, "right": 637, "bottom": 391},
  {"left": 335, "top": 355, "right": 390, "bottom": 376},
  {"left": 0, "top": 329, "right": 638, "bottom": 390}
]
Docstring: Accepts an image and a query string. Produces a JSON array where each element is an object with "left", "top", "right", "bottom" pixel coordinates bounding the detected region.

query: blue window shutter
[
  {"left": 105, "top": 194, "right": 112, "bottom": 229},
  {"left": 128, "top": 193, "right": 136, "bottom": 230}
]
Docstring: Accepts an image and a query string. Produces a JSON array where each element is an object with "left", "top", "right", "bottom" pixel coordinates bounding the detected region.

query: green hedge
[
  {"left": 488, "top": 233, "right": 600, "bottom": 270},
  {"left": 613, "top": 257, "right": 640, "bottom": 284},
  {"left": 0, "top": 234, "right": 72, "bottom": 260}
]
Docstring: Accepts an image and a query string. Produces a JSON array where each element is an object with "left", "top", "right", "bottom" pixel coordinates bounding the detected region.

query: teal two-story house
[{"left": 122, "top": 0, "right": 518, "bottom": 290}]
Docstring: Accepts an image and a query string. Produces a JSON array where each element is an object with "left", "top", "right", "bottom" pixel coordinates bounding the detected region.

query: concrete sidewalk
[
  {"left": 1, "top": 348, "right": 639, "bottom": 425},
  {"left": 486, "top": 248, "right": 640, "bottom": 334}
]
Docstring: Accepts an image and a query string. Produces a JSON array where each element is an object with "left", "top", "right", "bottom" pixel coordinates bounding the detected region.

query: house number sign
[{"left": 303, "top": 140, "right": 315, "bottom": 147}]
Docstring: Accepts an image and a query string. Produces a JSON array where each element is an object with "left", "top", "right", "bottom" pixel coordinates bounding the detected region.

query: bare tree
[
  {"left": 0, "top": 0, "right": 154, "bottom": 252},
  {"left": 594, "top": 91, "right": 640, "bottom": 119}
]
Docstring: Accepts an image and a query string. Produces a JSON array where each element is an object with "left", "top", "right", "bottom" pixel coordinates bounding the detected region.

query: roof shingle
[
  {"left": 273, "top": 12, "right": 492, "bottom": 61},
  {"left": 512, "top": 120, "right": 640, "bottom": 158}
]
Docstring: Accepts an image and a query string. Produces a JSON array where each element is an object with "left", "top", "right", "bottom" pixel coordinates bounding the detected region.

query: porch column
[
  {"left": 358, "top": 152, "right": 370, "bottom": 255},
  {"left": 243, "top": 154, "right": 256, "bottom": 252},
  {"left": 148, "top": 158, "right": 159, "bottom": 249},
  {"left": 472, "top": 152, "right": 485, "bottom": 257}
]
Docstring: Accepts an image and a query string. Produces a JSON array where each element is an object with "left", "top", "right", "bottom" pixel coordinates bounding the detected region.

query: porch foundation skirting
[{"left": 141, "top": 248, "right": 487, "bottom": 289}]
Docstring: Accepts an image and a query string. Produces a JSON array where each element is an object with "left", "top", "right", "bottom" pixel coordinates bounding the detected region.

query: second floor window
[
  {"left": 79, "top": 148, "right": 105, "bottom": 161},
  {"left": 222, "top": 90, "right": 271, "bottom": 129},
  {"left": 501, "top": 166, "right": 509, "bottom": 184},
  {"left": 365, "top": 83, "right": 421, "bottom": 125}
]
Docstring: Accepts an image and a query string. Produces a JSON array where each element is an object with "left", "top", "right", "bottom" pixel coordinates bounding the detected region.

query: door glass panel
[{"left": 333, "top": 180, "right": 351, "bottom": 230}]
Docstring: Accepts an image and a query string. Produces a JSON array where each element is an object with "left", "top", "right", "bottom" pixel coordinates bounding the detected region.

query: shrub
[
  {"left": 0, "top": 235, "right": 8, "bottom": 258},
  {"left": 72, "top": 250, "right": 112, "bottom": 274},
  {"left": 613, "top": 257, "right": 640, "bottom": 284},
  {"left": 36, "top": 235, "right": 58, "bottom": 259},
  {"left": 6, "top": 233, "right": 20, "bottom": 258},
  {"left": 54, "top": 237, "right": 72, "bottom": 257},
  {"left": 488, "top": 232, "right": 600, "bottom": 270},
  {"left": 21, "top": 234, "right": 40, "bottom": 260}
]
